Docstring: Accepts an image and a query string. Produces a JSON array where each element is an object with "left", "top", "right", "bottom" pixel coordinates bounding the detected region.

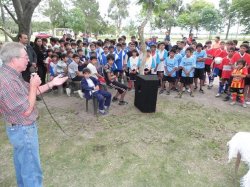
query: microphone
[{"left": 29, "top": 66, "right": 37, "bottom": 77}]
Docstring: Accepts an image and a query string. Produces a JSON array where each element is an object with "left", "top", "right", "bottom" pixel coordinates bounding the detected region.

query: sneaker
[
  {"left": 242, "top": 103, "right": 247, "bottom": 108},
  {"left": 66, "top": 88, "right": 71, "bottom": 97},
  {"left": 119, "top": 101, "right": 128, "bottom": 105},
  {"left": 77, "top": 90, "right": 84, "bottom": 99},
  {"left": 112, "top": 97, "right": 118, "bottom": 102},
  {"left": 166, "top": 91, "right": 170, "bottom": 95},
  {"left": 187, "top": 88, "right": 191, "bottom": 93},
  {"left": 190, "top": 92, "right": 194, "bottom": 97},
  {"left": 246, "top": 101, "right": 250, "bottom": 105},
  {"left": 104, "top": 106, "right": 109, "bottom": 111},
  {"left": 215, "top": 93, "right": 221, "bottom": 97},
  {"left": 194, "top": 86, "right": 198, "bottom": 90},
  {"left": 159, "top": 89, "right": 164, "bottom": 94},
  {"left": 224, "top": 96, "right": 230, "bottom": 101},
  {"left": 99, "top": 110, "right": 107, "bottom": 115},
  {"left": 199, "top": 89, "right": 204, "bottom": 94},
  {"left": 182, "top": 87, "right": 186, "bottom": 92},
  {"left": 230, "top": 101, "right": 236, "bottom": 105}
]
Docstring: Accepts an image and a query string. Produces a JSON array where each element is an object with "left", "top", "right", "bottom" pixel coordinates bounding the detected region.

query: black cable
[
  {"left": 38, "top": 88, "right": 91, "bottom": 137},
  {"left": 37, "top": 88, "right": 76, "bottom": 137}
]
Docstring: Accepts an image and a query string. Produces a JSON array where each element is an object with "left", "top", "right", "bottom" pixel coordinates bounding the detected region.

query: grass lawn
[{"left": 0, "top": 88, "right": 249, "bottom": 187}]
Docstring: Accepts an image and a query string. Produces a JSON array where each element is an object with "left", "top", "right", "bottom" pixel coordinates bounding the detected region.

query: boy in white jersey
[{"left": 155, "top": 42, "right": 168, "bottom": 94}]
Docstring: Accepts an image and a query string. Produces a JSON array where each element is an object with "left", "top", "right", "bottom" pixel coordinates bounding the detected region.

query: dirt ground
[{"left": 0, "top": 80, "right": 250, "bottom": 187}]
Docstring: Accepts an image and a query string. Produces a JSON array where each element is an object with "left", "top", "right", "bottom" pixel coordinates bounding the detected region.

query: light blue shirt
[
  {"left": 175, "top": 53, "right": 183, "bottom": 66},
  {"left": 164, "top": 57, "right": 178, "bottom": 77},
  {"left": 179, "top": 56, "right": 196, "bottom": 77},
  {"left": 193, "top": 50, "right": 207, "bottom": 69}
]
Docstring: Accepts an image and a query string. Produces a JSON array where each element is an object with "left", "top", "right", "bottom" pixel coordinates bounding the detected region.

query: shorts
[
  {"left": 144, "top": 68, "right": 151, "bottom": 75},
  {"left": 221, "top": 78, "right": 229, "bottom": 83},
  {"left": 245, "top": 77, "right": 250, "bottom": 85},
  {"left": 180, "top": 77, "right": 194, "bottom": 85},
  {"left": 113, "top": 70, "right": 124, "bottom": 74},
  {"left": 129, "top": 72, "right": 138, "bottom": 81},
  {"left": 178, "top": 70, "right": 182, "bottom": 78},
  {"left": 230, "top": 87, "right": 244, "bottom": 94},
  {"left": 163, "top": 76, "right": 176, "bottom": 83},
  {"left": 109, "top": 81, "right": 128, "bottom": 94},
  {"left": 157, "top": 71, "right": 164, "bottom": 75},
  {"left": 212, "top": 68, "right": 222, "bottom": 78},
  {"left": 194, "top": 68, "right": 205, "bottom": 80},
  {"left": 205, "top": 64, "right": 211, "bottom": 73}
]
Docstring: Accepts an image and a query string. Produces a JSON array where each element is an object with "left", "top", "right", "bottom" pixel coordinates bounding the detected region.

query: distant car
[{"left": 35, "top": 33, "right": 52, "bottom": 39}]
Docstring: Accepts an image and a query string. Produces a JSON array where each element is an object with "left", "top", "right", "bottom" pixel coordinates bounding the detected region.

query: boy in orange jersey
[{"left": 230, "top": 59, "right": 248, "bottom": 108}]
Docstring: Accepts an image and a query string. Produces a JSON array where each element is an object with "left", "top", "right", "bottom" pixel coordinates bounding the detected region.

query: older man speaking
[{"left": 0, "top": 42, "right": 68, "bottom": 187}]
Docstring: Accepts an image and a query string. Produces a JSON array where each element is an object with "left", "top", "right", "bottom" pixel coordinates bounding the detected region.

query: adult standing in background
[
  {"left": 165, "top": 31, "right": 171, "bottom": 42},
  {"left": 33, "top": 38, "right": 47, "bottom": 85},
  {"left": 18, "top": 33, "right": 37, "bottom": 82},
  {"left": 212, "top": 36, "right": 221, "bottom": 49},
  {"left": 0, "top": 42, "right": 68, "bottom": 187}
]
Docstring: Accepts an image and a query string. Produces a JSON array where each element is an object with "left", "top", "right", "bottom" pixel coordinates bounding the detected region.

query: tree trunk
[
  {"left": 189, "top": 27, "right": 193, "bottom": 34},
  {"left": 225, "top": 17, "right": 231, "bottom": 40},
  {"left": 138, "top": 3, "right": 154, "bottom": 75},
  {"left": 168, "top": 27, "right": 172, "bottom": 35},
  {"left": 0, "top": 0, "right": 8, "bottom": 41},
  {"left": 4, "top": 0, "right": 41, "bottom": 41}
]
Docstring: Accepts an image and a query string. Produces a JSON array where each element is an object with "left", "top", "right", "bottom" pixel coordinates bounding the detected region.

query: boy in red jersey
[
  {"left": 231, "top": 44, "right": 250, "bottom": 104},
  {"left": 209, "top": 41, "right": 228, "bottom": 89},
  {"left": 230, "top": 59, "right": 248, "bottom": 108},
  {"left": 204, "top": 41, "right": 215, "bottom": 87},
  {"left": 215, "top": 48, "right": 235, "bottom": 97}
]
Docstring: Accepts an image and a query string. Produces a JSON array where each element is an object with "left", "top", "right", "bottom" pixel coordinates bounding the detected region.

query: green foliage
[
  {"left": 108, "top": 0, "right": 130, "bottom": 34},
  {"left": 200, "top": 8, "right": 222, "bottom": 34},
  {"left": 231, "top": 0, "right": 250, "bottom": 33},
  {"left": 43, "top": 0, "right": 68, "bottom": 28},
  {"left": 65, "top": 8, "right": 85, "bottom": 34},
  {"left": 177, "top": 0, "right": 215, "bottom": 33},
  {"left": 74, "top": 0, "right": 104, "bottom": 33},
  {"left": 32, "top": 21, "right": 51, "bottom": 32},
  {"left": 152, "top": 0, "right": 183, "bottom": 32},
  {"left": 123, "top": 20, "right": 138, "bottom": 37}
]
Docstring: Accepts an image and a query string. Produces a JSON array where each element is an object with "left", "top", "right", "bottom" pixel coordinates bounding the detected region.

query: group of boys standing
[{"left": 45, "top": 34, "right": 250, "bottom": 111}]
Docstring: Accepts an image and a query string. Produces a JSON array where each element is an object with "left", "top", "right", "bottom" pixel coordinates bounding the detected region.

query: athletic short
[
  {"left": 221, "top": 78, "right": 229, "bottom": 83},
  {"left": 230, "top": 87, "right": 244, "bottom": 94},
  {"left": 163, "top": 76, "right": 176, "bottom": 83},
  {"left": 144, "top": 68, "right": 151, "bottom": 75},
  {"left": 178, "top": 70, "right": 182, "bottom": 78},
  {"left": 129, "top": 72, "right": 138, "bottom": 81},
  {"left": 157, "top": 71, "right": 164, "bottom": 75},
  {"left": 245, "top": 77, "right": 250, "bottom": 85},
  {"left": 114, "top": 70, "right": 124, "bottom": 74},
  {"left": 194, "top": 68, "right": 205, "bottom": 80},
  {"left": 180, "top": 77, "right": 194, "bottom": 85},
  {"left": 109, "top": 81, "right": 128, "bottom": 94},
  {"left": 212, "top": 68, "right": 222, "bottom": 78},
  {"left": 205, "top": 64, "right": 211, "bottom": 73}
]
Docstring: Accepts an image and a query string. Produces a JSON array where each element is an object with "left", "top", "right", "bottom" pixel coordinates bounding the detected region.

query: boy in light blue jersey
[
  {"left": 176, "top": 47, "right": 196, "bottom": 98},
  {"left": 193, "top": 43, "right": 207, "bottom": 93},
  {"left": 156, "top": 42, "right": 168, "bottom": 94},
  {"left": 163, "top": 49, "right": 178, "bottom": 95},
  {"left": 174, "top": 46, "right": 183, "bottom": 89}
]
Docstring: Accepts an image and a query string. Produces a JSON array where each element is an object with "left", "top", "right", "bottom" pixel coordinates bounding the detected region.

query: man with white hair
[{"left": 0, "top": 42, "right": 68, "bottom": 187}]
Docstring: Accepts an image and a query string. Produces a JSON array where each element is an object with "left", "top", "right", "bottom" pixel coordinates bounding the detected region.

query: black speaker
[{"left": 134, "top": 75, "right": 158, "bottom": 113}]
